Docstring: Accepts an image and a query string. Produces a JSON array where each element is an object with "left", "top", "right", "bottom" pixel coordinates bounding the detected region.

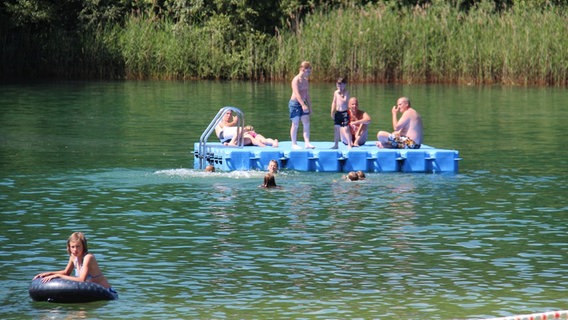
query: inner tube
[{"left": 29, "top": 278, "right": 118, "bottom": 303}]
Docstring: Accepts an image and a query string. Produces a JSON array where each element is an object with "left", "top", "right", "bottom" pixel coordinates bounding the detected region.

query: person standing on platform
[
  {"left": 289, "top": 61, "right": 315, "bottom": 150},
  {"left": 330, "top": 77, "right": 352, "bottom": 149}
]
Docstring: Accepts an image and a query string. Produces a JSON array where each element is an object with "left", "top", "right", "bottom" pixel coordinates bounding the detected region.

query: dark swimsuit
[{"left": 334, "top": 110, "right": 349, "bottom": 126}]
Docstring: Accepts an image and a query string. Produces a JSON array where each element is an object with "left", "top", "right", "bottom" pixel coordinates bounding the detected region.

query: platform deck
[{"left": 193, "top": 141, "right": 461, "bottom": 173}]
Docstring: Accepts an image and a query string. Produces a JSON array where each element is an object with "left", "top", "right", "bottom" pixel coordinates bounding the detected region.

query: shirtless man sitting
[
  {"left": 343, "top": 97, "right": 371, "bottom": 147},
  {"left": 376, "top": 97, "right": 423, "bottom": 149}
]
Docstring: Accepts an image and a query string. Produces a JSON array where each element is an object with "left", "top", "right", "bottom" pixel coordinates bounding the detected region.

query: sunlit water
[{"left": 0, "top": 81, "right": 566, "bottom": 319}]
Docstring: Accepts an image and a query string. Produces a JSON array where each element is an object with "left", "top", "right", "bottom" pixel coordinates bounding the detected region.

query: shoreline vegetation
[{"left": 1, "top": 1, "right": 567, "bottom": 86}]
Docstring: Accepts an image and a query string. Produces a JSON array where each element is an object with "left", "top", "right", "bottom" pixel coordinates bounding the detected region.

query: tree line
[{"left": 1, "top": 0, "right": 567, "bottom": 85}]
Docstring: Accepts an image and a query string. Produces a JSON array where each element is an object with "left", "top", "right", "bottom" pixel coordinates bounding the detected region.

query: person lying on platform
[
  {"left": 376, "top": 96, "right": 423, "bottom": 149},
  {"left": 33, "top": 232, "right": 118, "bottom": 298},
  {"left": 225, "top": 125, "right": 279, "bottom": 147},
  {"left": 215, "top": 110, "right": 239, "bottom": 143}
]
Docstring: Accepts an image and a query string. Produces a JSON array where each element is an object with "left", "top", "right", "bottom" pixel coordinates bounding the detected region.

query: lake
[{"left": 0, "top": 80, "right": 566, "bottom": 319}]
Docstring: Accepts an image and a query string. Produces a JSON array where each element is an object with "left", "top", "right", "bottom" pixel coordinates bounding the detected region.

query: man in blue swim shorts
[
  {"left": 289, "top": 61, "right": 315, "bottom": 150},
  {"left": 289, "top": 100, "right": 310, "bottom": 119}
]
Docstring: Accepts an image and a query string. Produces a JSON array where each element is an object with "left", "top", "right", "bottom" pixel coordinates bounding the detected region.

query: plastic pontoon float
[{"left": 194, "top": 107, "right": 462, "bottom": 173}]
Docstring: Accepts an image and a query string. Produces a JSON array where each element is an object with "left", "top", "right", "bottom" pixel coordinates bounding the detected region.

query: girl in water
[{"left": 33, "top": 232, "right": 117, "bottom": 298}]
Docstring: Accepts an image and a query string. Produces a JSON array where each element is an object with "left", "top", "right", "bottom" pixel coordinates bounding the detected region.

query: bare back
[{"left": 79, "top": 253, "right": 111, "bottom": 288}]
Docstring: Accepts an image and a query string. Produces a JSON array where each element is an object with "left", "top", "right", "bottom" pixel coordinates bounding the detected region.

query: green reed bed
[
  {"left": 85, "top": 2, "right": 568, "bottom": 85},
  {"left": 78, "top": 28, "right": 124, "bottom": 79},
  {"left": 118, "top": 16, "right": 274, "bottom": 80},
  {"left": 272, "top": 5, "right": 403, "bottom": 82},
  {"left": 4, "top": 1, "right": 565, "bottom": 85},
  {"left": 499, "top": 8, "right": 568, "bottom": 85},
  {"left": 280, "top": 2, "right": 567, "bottom": 85}
]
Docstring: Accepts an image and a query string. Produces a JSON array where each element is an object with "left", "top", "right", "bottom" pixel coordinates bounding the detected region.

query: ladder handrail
[{"left": 197, "top": 106, "right": 245, "bottom": 169}]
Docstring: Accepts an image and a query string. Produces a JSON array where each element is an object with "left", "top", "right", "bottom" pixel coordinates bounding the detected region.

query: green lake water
[{"left": 0, "top": 80, "right": 566, "bottom": 319}]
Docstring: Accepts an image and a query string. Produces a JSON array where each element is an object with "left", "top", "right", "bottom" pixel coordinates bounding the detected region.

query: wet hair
[
  {"left": 336, "top": 77, "right": 347, "bottom": 84},
  {"left": 205, "top": 165, "right": 215, "bottom": 172},
  {"left": 263, "top": 173, "right": 278, "bottom": 188},
  {"left": 347, "top": 171, "right": 359, "bottom": 181},
  {"left": 356, "top": 171, "right": 366, "bottom": 180},
  {"left": 67, "top": 232, "right": 88, "bottom": 254},
  {"left": 268, "top": 159, "right": 279, "bottom": 172},
  {"left": 300, "top": 61, "right": 311, "bottom": 70}
]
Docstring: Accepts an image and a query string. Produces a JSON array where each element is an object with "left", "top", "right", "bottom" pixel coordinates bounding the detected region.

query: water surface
[{"left": 0, "top": 81, "right": 566, "bottom": 319}]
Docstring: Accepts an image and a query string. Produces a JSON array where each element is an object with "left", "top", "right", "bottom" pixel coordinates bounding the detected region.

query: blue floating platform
[{"left": 193, "top": 141, "right": 461, "bottom": 173}]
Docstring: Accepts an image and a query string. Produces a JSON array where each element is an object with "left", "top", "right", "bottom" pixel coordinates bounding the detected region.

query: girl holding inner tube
[{"left": 33, "top": 232, "right": 117, "bottom": 298}]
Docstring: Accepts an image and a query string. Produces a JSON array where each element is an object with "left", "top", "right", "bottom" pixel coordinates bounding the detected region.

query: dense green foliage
[{"left": 1, "top": 0, "right": 567, "bottom": 85}]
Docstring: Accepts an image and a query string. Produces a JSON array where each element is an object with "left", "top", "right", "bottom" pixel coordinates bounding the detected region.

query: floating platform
[{"left": 193, "top": 141, "right": 461, "bottom": 173}]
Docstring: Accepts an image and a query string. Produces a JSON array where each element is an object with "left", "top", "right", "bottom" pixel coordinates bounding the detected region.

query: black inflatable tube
[{"left": 29, "top": 278, "right": 117, "bottom": 303}]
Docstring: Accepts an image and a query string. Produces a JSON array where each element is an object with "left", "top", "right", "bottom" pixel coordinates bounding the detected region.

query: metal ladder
[{"left": 197, "top": 106, "right": 245, "bottom": 169}]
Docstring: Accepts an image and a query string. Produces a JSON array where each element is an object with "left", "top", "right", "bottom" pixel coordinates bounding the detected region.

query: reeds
[
  {"left": 118, "top": 15, "right": 275, "bottom": 80},
  {"left": 2, "top": 1, "right": 566, "bottom": 85},
  {"left": 283, "top": 1, "right": 568, "bottom": 85}
]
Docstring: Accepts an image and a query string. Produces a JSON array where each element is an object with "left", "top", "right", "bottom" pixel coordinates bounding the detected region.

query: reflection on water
[{"left": 0, "top": 82, "right": 566, "bottom": 319}]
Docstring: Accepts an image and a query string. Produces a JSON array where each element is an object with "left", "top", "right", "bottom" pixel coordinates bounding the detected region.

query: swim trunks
[
  {"left": 388, "top": 134, "right": 421, "bottom": 149},
  {"left": 334, "top": 110, "right": 349, "bottom": 126},
  {"left": 289, "top": 100, "right": 310, "bottom": 119}
]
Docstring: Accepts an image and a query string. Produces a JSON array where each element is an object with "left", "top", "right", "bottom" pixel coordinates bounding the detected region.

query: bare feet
[
  {"left": 331, "top": 145, "right": 338, "bottom": 149},
  {"left": 376, "top": 141, "right": 384, "bottom": 148},
  {"left": 305, "top": 143, "right": 315, "bottom": 149},
  {"left": 272, "top": 139, "right": 279, "bottom": 148},
  {"left": 292, "top": 144, "right": 302, "bottom": 150}
]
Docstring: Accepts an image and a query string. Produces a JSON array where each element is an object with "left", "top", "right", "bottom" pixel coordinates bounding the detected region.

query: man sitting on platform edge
[{"left": 376, "top": 96, "right": 423, "bottom": 149}]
